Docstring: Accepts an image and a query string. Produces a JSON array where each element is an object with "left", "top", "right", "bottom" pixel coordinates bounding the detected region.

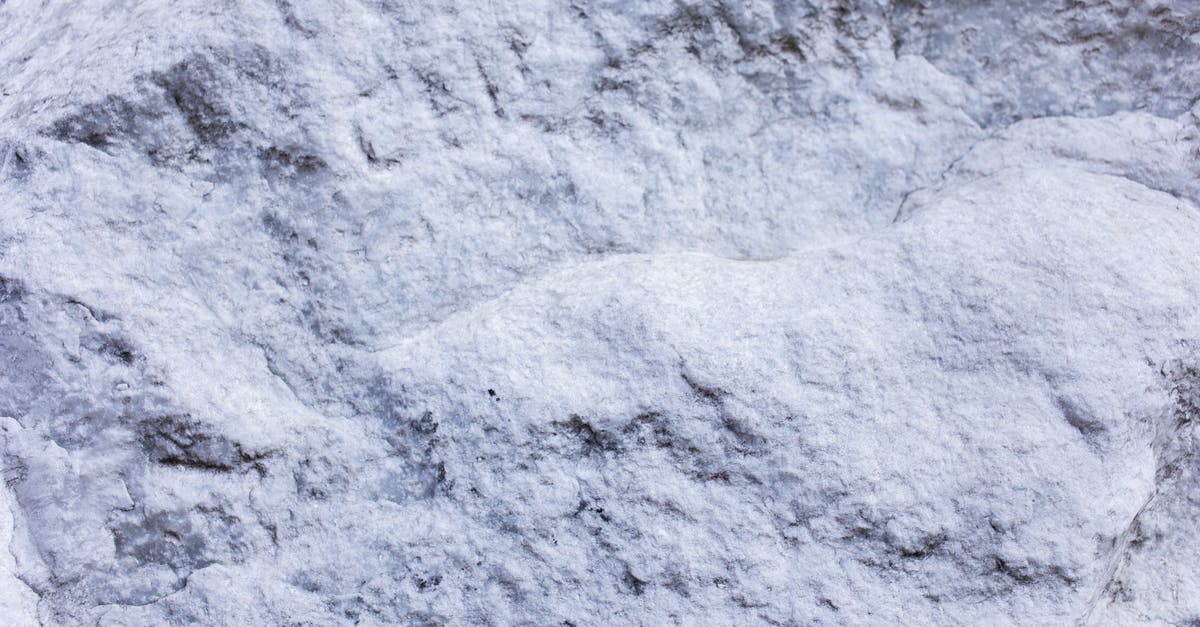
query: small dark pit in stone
[
  {"left": 415, "top": 574, "right": 442, "bottom": 591},
  {"left": 992, "top": 557, "right": 1035, "bottom": 584},
  {"left": 896, "top": 533, "right": 947, "bottom": 558},
  {"left": 142, "top": 414, "right": 269, "bottom": 475},
  {"left": 682, "top": 373, "right": 724, "bottom": 404},
  {"left": 2, "top": 145, "right": 34, "bottom": 181},
  {"left": 695, "top": 469, "right": 731, "bottom": 483},
  {"left": 98, "top": 335, "right": 138, "bottom": 364},
  {"left": 772, "top": 33, "right": 807, "bottom": 61},
  {"left": 622, "top": 567, "right": 647, "bottom": 596},
  {"left": 0, "top": 275, "right": 25, "bottom": 302},
  {"left": 557, "top": 415, "right": 620, "bottom": 455},
  {"left": 409, "top": 411, "right": 438, "bottom": 435},
  {"left": 259, "top": 146, "right": 327, "bottom": 177}
]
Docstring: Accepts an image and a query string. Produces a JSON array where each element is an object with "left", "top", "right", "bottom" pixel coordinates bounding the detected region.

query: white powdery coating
[{"left": 0, "top": 0, "right": 1199, "bottom": 625}]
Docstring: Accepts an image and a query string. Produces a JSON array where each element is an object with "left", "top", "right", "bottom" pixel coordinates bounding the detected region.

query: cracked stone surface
[{"left": 1, "top": 0, "right": 1199, "bottom": 624}]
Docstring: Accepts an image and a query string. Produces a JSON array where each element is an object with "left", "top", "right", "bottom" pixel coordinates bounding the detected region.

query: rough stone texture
[{"left": 1, "top": 0, "right": 1198, "bottom": 624}]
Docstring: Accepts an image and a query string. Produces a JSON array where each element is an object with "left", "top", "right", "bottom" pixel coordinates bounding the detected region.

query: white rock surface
[{"left": 1, "top": 0, "right": 1199, "bottom": 624}]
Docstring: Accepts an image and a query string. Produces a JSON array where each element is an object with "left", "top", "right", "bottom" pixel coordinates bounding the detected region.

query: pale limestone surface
[{"left": 1, "top": 1, "right": 1199, "bottom": 624}]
